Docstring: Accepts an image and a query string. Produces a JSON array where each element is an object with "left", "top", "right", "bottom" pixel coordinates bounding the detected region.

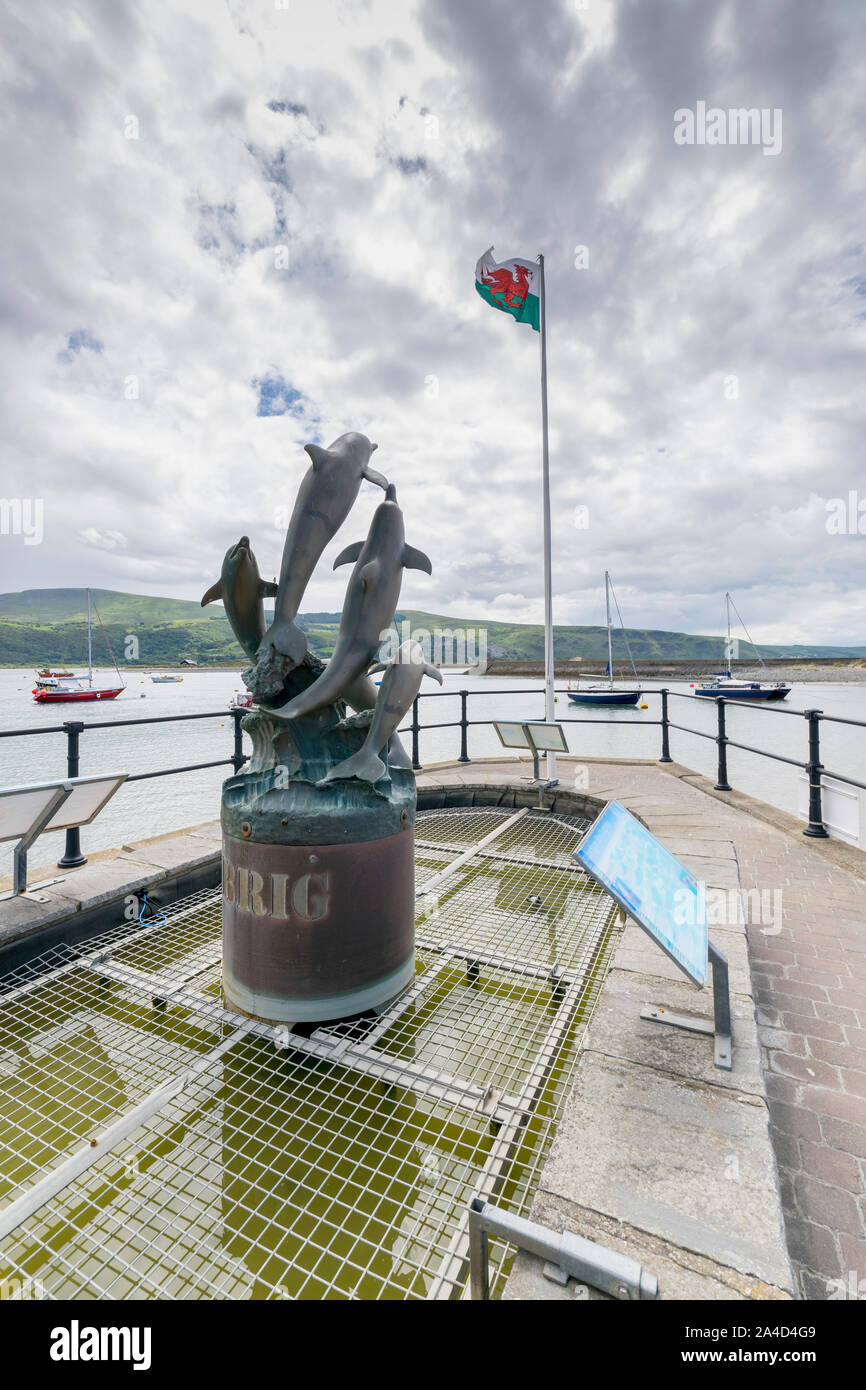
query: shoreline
[{"left": 4, "top": 661, "right": 866, "bottom": 684}]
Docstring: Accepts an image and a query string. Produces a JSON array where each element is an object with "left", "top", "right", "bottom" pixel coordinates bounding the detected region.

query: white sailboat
[
  {"left": 567, "top": 572, "right": 642, "bottom": 706},
  {"left": 694, "top": 593, "right": 790, "bottom": 700}
]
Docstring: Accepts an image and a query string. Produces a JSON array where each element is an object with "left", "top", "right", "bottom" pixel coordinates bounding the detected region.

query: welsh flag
[{"left": 475, "top": 246, "right": 540, "bottom": 330}]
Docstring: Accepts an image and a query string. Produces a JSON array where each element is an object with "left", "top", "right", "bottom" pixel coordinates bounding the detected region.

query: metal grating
[{"left": 0, "top": 806, "right": 620, "bottom": 1300}]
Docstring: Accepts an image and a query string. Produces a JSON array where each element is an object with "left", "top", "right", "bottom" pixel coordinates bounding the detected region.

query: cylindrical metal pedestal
[{"left": 222, "top": 825, "right": 415, "bottom": 1024}]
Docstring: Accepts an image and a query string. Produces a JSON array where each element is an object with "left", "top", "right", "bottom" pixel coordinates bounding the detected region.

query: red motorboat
[{"left": 32, "top": 590, "right": 126, "bottom": 704}]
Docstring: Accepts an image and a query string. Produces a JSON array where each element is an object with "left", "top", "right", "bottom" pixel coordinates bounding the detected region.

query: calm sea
[{"left": 1, "top": 666, "right": 863, "bottom": 876}]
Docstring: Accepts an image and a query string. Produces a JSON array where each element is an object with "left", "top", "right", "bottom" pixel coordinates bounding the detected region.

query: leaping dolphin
[
  {"left": 318, "top": 641, "right": 442, "bottom": 785},
  {"left": 263, "top": 484, "right": 432, "bottom": 722},
  {"left": 201, "top": 537, "right": 278, "bottom": 662},
  {"left": 260, "top": 431, "right": 388, "bottom": 666}
]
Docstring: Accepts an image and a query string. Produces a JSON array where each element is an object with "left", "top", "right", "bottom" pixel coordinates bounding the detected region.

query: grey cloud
[{"left": 0, "top": 0, "right": 864, "bottom": 649}]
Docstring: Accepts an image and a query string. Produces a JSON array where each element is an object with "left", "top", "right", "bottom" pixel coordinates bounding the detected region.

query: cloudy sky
[{"left": 1, "top": 0, "right": 865, "bottom": 644}]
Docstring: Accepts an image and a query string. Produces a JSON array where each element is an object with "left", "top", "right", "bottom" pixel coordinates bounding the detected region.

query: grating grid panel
[{"left": 0, "top": 807, "right": 620, "bottom": 1300}]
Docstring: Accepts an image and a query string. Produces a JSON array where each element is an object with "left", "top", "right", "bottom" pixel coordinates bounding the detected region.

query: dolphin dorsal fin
[
  {"left": 402, "top": 544, "right": 432, "bottom": 575},
  {"left": 304, "top": 443, "right": 330, "bottom": 470},
  {"left": 424, "top": 663, "right": 444, "bottom": 685},
  {"left": 258, "top": 580, "right": 279, "bottom": 597},
  {"left": 333, "top": 541, "right": 364, "bottom": 569},
  {"left": 201, "top": 581, "right": 222, "bottom": 606}
]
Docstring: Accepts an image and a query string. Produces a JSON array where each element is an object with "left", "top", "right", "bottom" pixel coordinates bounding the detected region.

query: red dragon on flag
[{"left": 474, "top": 247, "right": 540, "bottom": 330}]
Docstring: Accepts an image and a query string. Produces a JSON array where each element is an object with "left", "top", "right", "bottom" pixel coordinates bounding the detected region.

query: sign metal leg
[{"left": 640, "top": 941, "right": 733, "bottom": 1071}]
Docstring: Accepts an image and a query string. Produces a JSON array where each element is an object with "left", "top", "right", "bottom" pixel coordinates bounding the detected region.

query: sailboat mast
[
  {"left": 725, "top": 591, "right": 732, "bottom": 677},
  {"left": 605, "top": 570, "right": 613, "bottom": 689},
  {"left": 86, "top": 588, "right": 92, "bottom": 685}
]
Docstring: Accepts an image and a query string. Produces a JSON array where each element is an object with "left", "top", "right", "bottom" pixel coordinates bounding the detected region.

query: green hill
[
  {"left": 395, "top": 611, "right": 866, "bottom": 663},
  {"left": 0, "top": 588, "right": 212, "bottom": 626},
  {"left": 0, "top": 589, "right": 863, "bottom": 667}
]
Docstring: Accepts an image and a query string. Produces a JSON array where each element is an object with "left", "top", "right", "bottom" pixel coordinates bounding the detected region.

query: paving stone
[
  {"left": 794, "top": 1175, "right": 864, "bottom": 1237},
  {"left": 799, "top": 1141, "right": 864, "bottom": 1193},
  {"left": 43, "top": 856, "right": 168, "bottom": 910},
  {"left": 537, "top": 1051, "right": 791, "bottom": 1290},
  {"left": 503, "top": 1193, "right": 789, "bottom": 1301},
  {"left": 615, "top": 921, "right": 753, "bottom": 997},
  {"left": 783, "top": 1218, "right": 841, "bottom": 1280},
  {"left": 584, "top": 965, "right": 763, "bottom": 1096},
  {"left": 119, "top": 834, "right": 219, "bottom": 874},
  {"left": 655, "top": 837, "right": 737, "bottom": 860},
  {"left": 674, "top": 854, "right": 742, "bottom": 893},
  {"left": 0, "top": 889, "right": 77, "bottom": 948}
]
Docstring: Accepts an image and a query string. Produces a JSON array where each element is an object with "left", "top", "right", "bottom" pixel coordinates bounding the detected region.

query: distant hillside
[
  {"left": 0, "top": 589, "right": 864, "bottom": 667},
  {"left": 0, "top": 588, "right": 213, "bottom": 626},
  {"left": 394, "top": 611, "right": 866, "bottom": 663}
]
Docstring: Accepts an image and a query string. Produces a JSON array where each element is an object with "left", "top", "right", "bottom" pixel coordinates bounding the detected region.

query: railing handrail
[
  {"left": 3, "top": 679, "right": 864, "bottom": 860},
  {"left": 0, "top": 708, "right": 233, "bottom": 738}
]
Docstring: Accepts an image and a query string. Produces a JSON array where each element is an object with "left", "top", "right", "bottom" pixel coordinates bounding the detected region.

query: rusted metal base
[{"left": 222, "top": 826, "right": 415, "bottom": 1024}]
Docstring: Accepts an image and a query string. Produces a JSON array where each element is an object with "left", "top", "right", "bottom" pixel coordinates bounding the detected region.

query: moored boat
[
  {"left": 151, "top": 674, "right": 183, "bottom": 683},
  {"left": 694, "top": 673, "right": 790, "bottom": 701},
  {"left": 568, "top": 571, "right": 642, "bottom": 707},
  {"left": 34, "top": 666, "right": 76, "bottom": 687},
  {"left": 32, "top": 590, "right": 125, "bottom": 704},
  {"left": 33, "top": 679, "right": 125, "bottom": 703},
  {"left": 693, "top": 594, "right": 791, "bottom": 701}
]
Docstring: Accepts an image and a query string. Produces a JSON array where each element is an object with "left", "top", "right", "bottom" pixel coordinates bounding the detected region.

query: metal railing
[
  {"left": 0, "top": 708, "right": 246, "bottom": 868},
  {"left": 659, "top": 689, "right": 866, "bottom": 840},
  {"left": 1, "top": 684, "right": 864, "bottom": 869},
  {"left": 403, "top": 685, "right": 866, "bottom": 842}
]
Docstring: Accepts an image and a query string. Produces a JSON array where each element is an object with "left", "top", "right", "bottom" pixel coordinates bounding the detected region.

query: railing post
[
  {"left": 230, "top": 708, "right": 246, "bottom": 774},
  {"left": 458, "top": 689, "right": 470, "bottom": 763},
  {"left": 803, "top": 709, "right": 829, "bottom": 838},
  {"left": 57, "top": 721, "right": 87, "bottom": 868},
  {"left": 411, "top": 696, "right": 422, "bottom": 771},
  {"left": 714, "top": 699, "right": 731, "bottom": 791},
  {"left": 659, "top": 688, "right": 673, "bottom": 763}
]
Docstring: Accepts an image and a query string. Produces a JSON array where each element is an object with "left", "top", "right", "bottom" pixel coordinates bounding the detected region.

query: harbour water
[{"left": 0, "top": 666, "right": 863, "bottom": 876}]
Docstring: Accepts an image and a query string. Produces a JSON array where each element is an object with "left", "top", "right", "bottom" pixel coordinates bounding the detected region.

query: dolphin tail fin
[
  {"left": 259, "top": 580, "right": 279, "bottom": 597},
  {"left": 318, "top": 748, "right": 386, "bottom": 787},
  {"left": 363, "top": 464, "right": 389, "bottom": 490},
  {"left": 424, "top": 663, "right": 444, "bottom": 685},
  {"left": 267, "top": 619, "right": 308, "bottom": 666},
  {"left": 333, "top": 540, "right": 364, "bottom": 569},
  {"left": 201, "top": 581, "right": 222, "bottom": 606},
  {"left": 402, "top": 544, "right": 432, "bottom": 575}
]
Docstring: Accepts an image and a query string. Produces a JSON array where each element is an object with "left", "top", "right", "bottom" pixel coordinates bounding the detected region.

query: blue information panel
[{"left": 575, "top": 800, "right": 708, "bottom": 987}]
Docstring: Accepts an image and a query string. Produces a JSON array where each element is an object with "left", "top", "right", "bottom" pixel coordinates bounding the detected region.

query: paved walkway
[{"left": 418, "top": 756, "right": 866, "bottom": 1300}]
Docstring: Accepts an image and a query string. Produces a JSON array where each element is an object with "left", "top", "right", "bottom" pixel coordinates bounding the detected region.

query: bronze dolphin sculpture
[
  {"left": 319, "top": 640, "right": 442, "bottom": 784},
  {"left": 201, "top": 536, "right": 277, "bottom": 662},
  {"left": 260, "top": 431, "right": 388, "bottom": 666},
  {"left": 263, "top": 484, "right": 431, "bottom": 722}
]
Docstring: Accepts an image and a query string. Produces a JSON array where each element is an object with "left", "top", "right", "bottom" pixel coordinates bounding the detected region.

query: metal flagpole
[{"left": 537, "top": 253, "right": 556, "bottom": 782}]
